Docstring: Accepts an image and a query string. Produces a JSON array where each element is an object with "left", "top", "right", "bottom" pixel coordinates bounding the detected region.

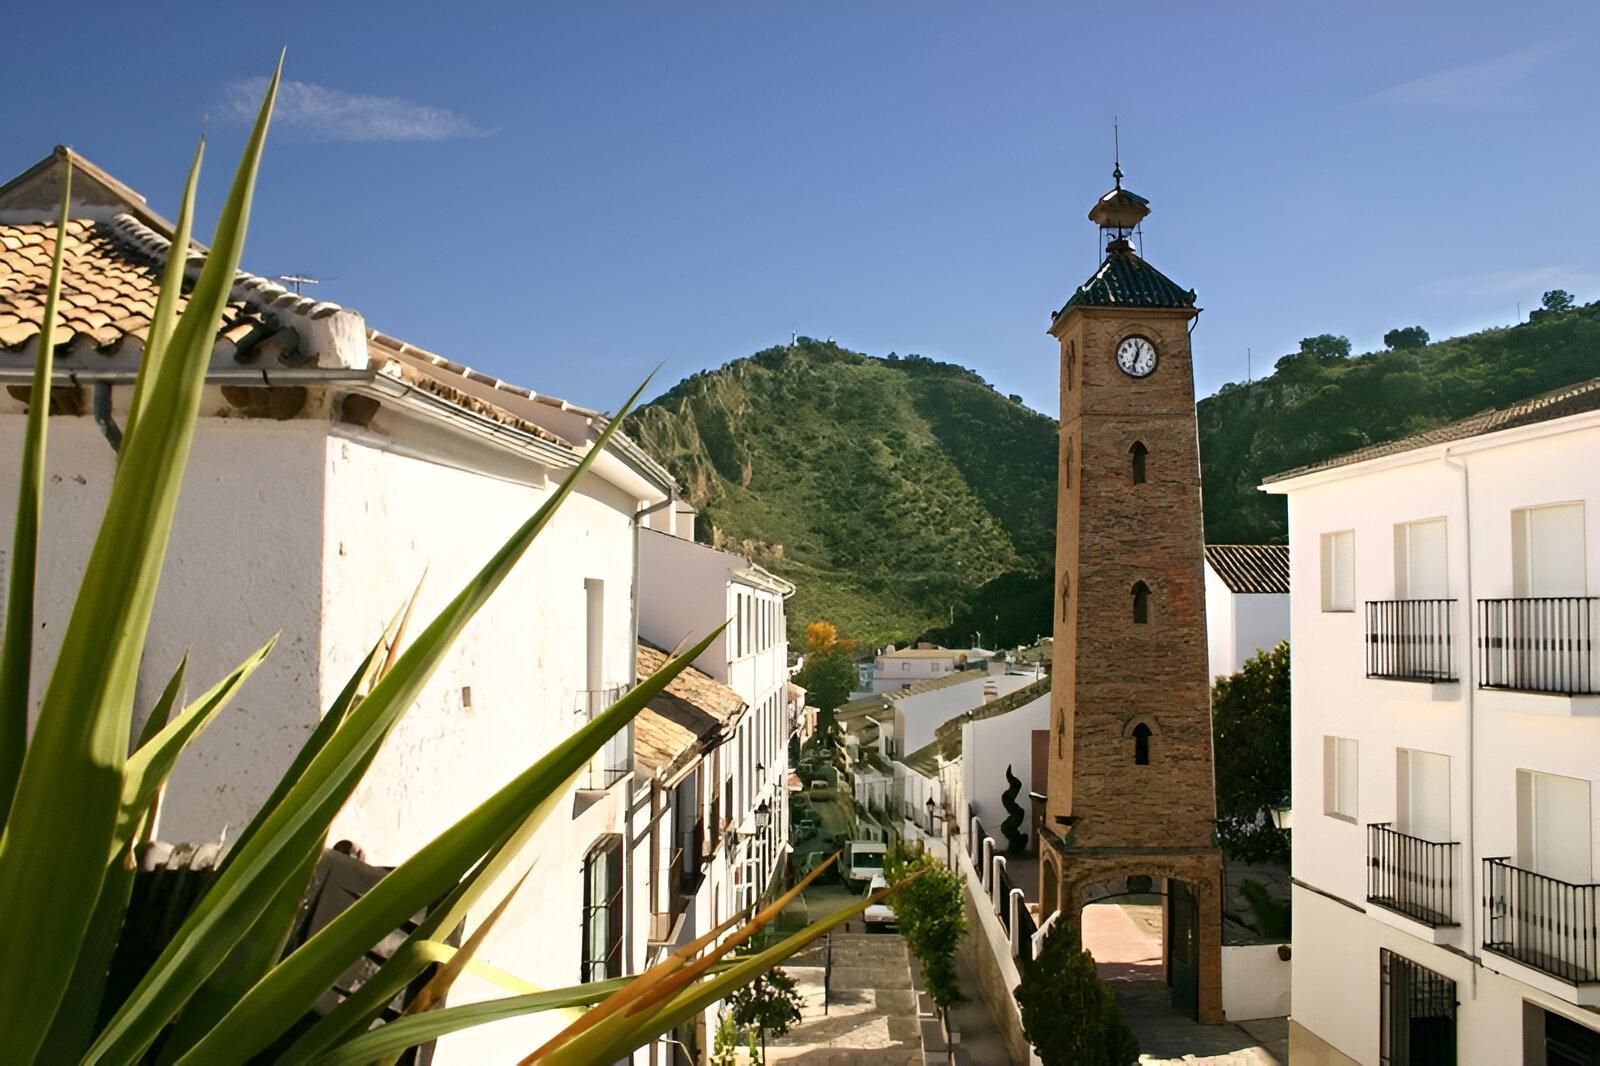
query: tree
[
  {"left": 795, "top": 620, "right": 859, "bottom": 718},
  {"left": 1383, "top": 326, "right": 1429, "bottom": 350},
  {"left": 884, "top": 847, "right": 967, "bottom": 1010},
  {"left": 1211, "top": 641, "right": 1290, "bottom": 864},
  {"left": 1000, "top": 764, "right": 1028, "bottom": 855},
  {"left": 1542, "top": 289, "right": 1576, "bottom": 313},
  {"left": 1298, "top": 333, "right": 1351, "bottom": 361},
  {"left": 728, "top": 967, "right": 804, "bottom": 1062},
  {"left": 1014, "top": 921, "right": 1139, "bottom": 1066}
]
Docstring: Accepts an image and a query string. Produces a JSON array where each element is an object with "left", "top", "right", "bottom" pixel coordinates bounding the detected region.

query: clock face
[{"left": 1116, "top": 336, "right": 1157, "bottom": 378}]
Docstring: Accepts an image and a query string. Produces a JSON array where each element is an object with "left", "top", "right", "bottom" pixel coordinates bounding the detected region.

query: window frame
[
  {"left": 1321, "top": 530, "right": 1356, "bottom": 613},
  {"left": 1324, "top": 735, "right": 1359, "bottom": 821}
]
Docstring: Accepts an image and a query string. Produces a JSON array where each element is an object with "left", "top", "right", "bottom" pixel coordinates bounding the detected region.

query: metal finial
[{"left": 1112, "top": 117, "right": 1122, "bottom": 187}]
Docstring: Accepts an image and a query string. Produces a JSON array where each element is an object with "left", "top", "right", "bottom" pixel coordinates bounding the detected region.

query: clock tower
[{"left": 1039, "top": 166, "right": 1224, "bottom": 1023}]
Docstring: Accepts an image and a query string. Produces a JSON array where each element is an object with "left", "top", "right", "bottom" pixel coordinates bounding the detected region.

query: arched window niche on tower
[
  {"left": 1066, "top": 340, "right": 1077, "bottom": 391},
  {"left": 1130, "top": 441, "right": 1148, "bottom": 484},
  {"left": 1065, "top": 438, "right": 1075, "bottom": 490},
  {"left": 1123, "top": 717, "right": 1157, "bottom": 766},
  {"left": 1132, "top": 580, "right": 1151, "bottom": 624},
  {"left": 1059, "top": 573, "right": 1071, "bottom": 622}
]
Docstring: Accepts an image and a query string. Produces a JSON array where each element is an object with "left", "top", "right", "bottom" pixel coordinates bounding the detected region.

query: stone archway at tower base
[{"left": 1045, "top": 847, "right": 1225, "bottom": 1025}]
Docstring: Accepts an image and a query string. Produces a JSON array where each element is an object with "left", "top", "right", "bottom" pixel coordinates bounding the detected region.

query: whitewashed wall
[
  {"left": 896, "top": 672, "right": 1040, "bottom": 756},
  {"left": 961, "top": 692, "right": 1048, "bottom": 826},
  {"left": 1203, "top": 562, "right": 1289, "bottom": 680}
]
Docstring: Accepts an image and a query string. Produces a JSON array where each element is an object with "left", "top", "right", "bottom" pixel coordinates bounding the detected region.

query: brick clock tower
[{"left": 1039, "top": 166, "right": 1224, "bottom": 1023}]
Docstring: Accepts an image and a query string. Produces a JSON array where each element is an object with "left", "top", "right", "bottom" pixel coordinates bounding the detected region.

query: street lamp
[
  {"left": 925, "top": 795, "right": 937, "bottom": 837},
  {"left": 754, "top": 798, "right": 772, "bottom": 833},
  {"left": 1269, "top": 800, "right": 1293, "bottom": 831}
]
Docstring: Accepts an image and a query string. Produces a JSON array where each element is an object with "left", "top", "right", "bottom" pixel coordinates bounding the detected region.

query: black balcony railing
[
  {"left": 1366, "top": 599, "right": 1458, "bottom": 682},
  {"left": 575, "top": 685, "right": 632, "bottom": 789},
  {"left": 1479, "top": 597, "right": 1600, "bottom": 696},
  {"left": 1367, "top": 823, "right": 1459, "bottom": 926},
  {"left": 1483, "top": 857, "right": 1600, "bottom": 984}
]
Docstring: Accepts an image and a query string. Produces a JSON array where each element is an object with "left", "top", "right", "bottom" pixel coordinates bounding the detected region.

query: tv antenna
[{"left": 279, "top": 274, "right": 327, "bottom": 295}]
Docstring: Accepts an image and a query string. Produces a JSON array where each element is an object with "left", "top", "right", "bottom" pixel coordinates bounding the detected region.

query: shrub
[{"left": 1014, "top": 922, "right": 1139, "bottom": 1066}]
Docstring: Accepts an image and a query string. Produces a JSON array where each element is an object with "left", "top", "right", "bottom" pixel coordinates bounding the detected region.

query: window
[
  {"left": 1130, "top": 441, "right": 1148, "bottom": 484},
  {"left": 1517, "top": 769, "right": 1592, "bottom": 883},
  {"left": 584, "top": 579, "right": 605, "bottom": 693},
  {"left": 1535, "top": 1006, "right": 1600, "bottom": 1066},
  {"left": 581, "top": 836, "right": 623, "bottom": 982},
  {"left": 1132, "top": 722, "right": 1152, "bottom": 765},
  {"left": 1065, "top": 438, "right": 1074, "bottom": 489},
  {"left": 1396, "top": 749, "right": 1451, "bottom": 842},
  {"left": 1132, "top": 581, "right": 1150, "bottom": 624},
  {"left": 1513, "top": 503, "right": 1587, "bottom": 597},
  {"left": 1395, "top": 519, "right": 1449, "bottom": 599},
  {"left": 1059, "top": 574, "right": 1070, "bottom": 622},
  {"left": 1067, "top": 340, "right": 1076, "bottom": 391},
  {"left": 1321, "top": 530, "right": 1355, "bottom": 612},
  {"left": 1379, "top": 949, "right": 1457, "bottom": 1065},
  {"left": 1324, "top": 736, "right": 1358, "bottom": 820}
]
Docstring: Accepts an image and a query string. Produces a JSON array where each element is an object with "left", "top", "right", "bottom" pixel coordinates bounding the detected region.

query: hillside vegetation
[
  {"left": 1200, "top": 300, "right": 1600, "bottom": 542},
  {"left": 627, "top": 339, "right": 1057, "bottom": 644},
  {"left": 632, "top": 302, "right": 1600, "bottom": 645}
]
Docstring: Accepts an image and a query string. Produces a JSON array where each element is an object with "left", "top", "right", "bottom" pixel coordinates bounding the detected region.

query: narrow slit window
[
  {"left": 1133, "top": 723, "right": 1152, "bottom": 765},
  {"left": 1065, "top": 438, "right": 1074, "bottom": 489},
  {"left": 1130, "top": 441, "right": 1147, "bottom": 484},
  {"left": 1059, "top": 574, "right": 1071, "bottom": 622},
  {"left": 1067, "top": 341, "right": 1077, "bottom": 391},
  {"left": 1132, "top": 581, "right": 1151, "bottom": 624}
]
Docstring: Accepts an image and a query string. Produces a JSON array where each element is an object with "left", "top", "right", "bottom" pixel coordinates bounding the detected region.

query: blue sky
[{"left": 8, "top": 3, "right": 1598, "bottom": 415}]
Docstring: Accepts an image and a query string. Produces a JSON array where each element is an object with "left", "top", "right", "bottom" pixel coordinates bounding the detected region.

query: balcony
[
  {"left": 1479, "top": 597, "right": 1600, "bottom": 697},
  {"left": 574, "top": 685, "right": 633, "bottom": 790},
  {"left": 1365, "top": 599, "right": 1458, "bottom": 683},
  {"left": 1483, "top": 857, "right": 1600, "bottom": 994},
  {"left": 1366, "top": 823, "right": 1459, "bottom": 928}
]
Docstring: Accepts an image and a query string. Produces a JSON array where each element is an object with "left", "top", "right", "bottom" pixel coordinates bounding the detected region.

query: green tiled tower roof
[{"left": 1058, "top": 238, "right": 1197, "bottom": 314}]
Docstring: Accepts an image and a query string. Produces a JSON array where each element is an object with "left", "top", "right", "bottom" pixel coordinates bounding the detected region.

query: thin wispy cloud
[
  {"left": 1369, "top": 42, "right": 1563, "bottom": 107},
  {"left": 1422, "top": 265, "right": 1600, "bottom": 300},
  {"left": 223, "top": 77, "right": 491, "bottom": 142}
]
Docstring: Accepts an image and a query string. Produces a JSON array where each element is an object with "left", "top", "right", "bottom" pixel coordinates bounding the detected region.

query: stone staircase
[{"left": 766, "top": 933, "right": 926, "bottom": 1064}]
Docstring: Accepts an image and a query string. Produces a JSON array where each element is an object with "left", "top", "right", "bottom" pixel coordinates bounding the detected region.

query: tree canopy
[
  {"left": 1383, "top": 326, "right": 1429, "bottom": 350},
  {"left": 1211, "top": 641, "right": 1291, "bottom": 865}
]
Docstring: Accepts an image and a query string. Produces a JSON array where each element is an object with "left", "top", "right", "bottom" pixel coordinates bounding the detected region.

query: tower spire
[{"left": 1112, "top": 117, "right": 1122, "bottom": 188}]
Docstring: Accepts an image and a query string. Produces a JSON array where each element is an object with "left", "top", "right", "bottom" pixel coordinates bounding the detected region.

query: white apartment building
[
  {"left": 637, "top": 528, "right": 796, "bottom": 1053},
  {"left": 1204, "top": 543, "right": 1290, "bottom": 678},
  {"left": 867, "top": 645, "right": 971, "bottom": 692},
  {"left": 1264, "top": 378, "right": 1600, "bottom": 1066},
  {"left": 0, "top": 147, "right": 698, "bottom": 1063}
]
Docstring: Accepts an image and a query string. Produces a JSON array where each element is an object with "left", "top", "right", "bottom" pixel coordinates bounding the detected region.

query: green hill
[
  {"left": 627, "top": 339, "right": 1058, "bottom": 645},
  {"left": 631, "top": 304, "right": 1600, "bottom": 646},
  {"left": 1200, "top": 301, "right": 1600, "bottom": 543}
]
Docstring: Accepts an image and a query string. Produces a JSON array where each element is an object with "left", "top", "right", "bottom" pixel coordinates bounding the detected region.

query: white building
[
  {"left": 839, "top": 666, "right": 1040, "bottom": 765},
  {"left": 1263, "top": 378, "right": 1600, "bottom": 1065},
  {"left": 1203, "top": 543, "right": 1290, "bottom": 678},
  {"left": 636, "top": 528, "right": 797, "bottom": 1054},
  {"left": 866, "top": 645, "right": 971, "bottom": 692},
  {"left": 0, "top": 147, "right": 695, "bottom": 1062}
]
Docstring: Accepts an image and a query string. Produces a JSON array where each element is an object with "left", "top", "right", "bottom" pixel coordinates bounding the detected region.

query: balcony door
[
  {"left": 1398, "top": 750, "right": 1451, "bottom": 842},
  {"left": 1513, "top": 503, "right": 1586, "bottom": 597},
  {"left": 1517, "top": 770, "right": 1592, "bottom": 884}
]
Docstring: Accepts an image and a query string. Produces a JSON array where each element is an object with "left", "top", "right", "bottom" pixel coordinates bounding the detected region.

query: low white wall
[{"left": 1221, "top": 943, "right": 1290, "bottom": 1021}]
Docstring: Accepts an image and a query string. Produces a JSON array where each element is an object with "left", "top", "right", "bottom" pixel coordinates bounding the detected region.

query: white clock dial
[{"left": 1116, "top": 336, "right": 1157, "bottom": 378}]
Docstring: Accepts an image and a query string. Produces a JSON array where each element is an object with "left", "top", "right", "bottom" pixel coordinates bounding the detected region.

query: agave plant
[{"left": 0, "top": 59, "right": 901, "bottom": 1064}]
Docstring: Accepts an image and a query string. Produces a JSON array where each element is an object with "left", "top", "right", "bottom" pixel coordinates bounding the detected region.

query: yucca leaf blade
[
  {"left": 0, "top": 157, "right": 70, "bottom": 830},
  {"left": 0, "top": 60, "right": 280, "bottom": 1059},
  {"left": 115, "top": 636, "right": 275, "bottom": 856},
  {"left": 121, "top": 137, "right": 202, "bottom": 455}
]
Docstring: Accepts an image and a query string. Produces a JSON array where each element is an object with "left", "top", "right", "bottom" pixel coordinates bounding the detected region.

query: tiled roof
[
  {"left": 634, "top": 641, "right": 745, "bottom": 782},
  {"left": 0, "top": 213, "right": 333, "bottom": 362},
  {"left": 1057, "top": 243, "right": 1196, "bottom": 314},
  {"left": 1263, "top": 376, "right": 1600, "bottom": 484},
  {"left": 1204, "top": 544, "right": 1290, "bottom": 595},
  {"left": 878, "top": 648, "right": 965, "bottom": 660}
]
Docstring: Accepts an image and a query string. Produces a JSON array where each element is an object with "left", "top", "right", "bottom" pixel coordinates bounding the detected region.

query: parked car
[{"left": 864, "top": 874, "right": 897, "bottom": 931}]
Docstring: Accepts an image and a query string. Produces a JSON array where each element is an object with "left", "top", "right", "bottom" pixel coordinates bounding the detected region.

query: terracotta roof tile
[
  {"left": 1204, "top": 544, "right": 1290, "bottom": 595},
  {"left": 633, "top": 641, "right": 745, "bottom": 781}
]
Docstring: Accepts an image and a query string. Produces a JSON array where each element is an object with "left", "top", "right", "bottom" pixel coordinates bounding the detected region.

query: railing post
[{"left": 981, "top": 838, "right": 995, "bottom": 893}]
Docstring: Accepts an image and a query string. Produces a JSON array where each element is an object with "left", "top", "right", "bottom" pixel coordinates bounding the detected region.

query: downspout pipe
[
  {"left": 1442, "top": 446, "right": 1478, "bottom": 997},
  {"left": 92, "top": 381, "right": 122, "bottom": 452}
]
